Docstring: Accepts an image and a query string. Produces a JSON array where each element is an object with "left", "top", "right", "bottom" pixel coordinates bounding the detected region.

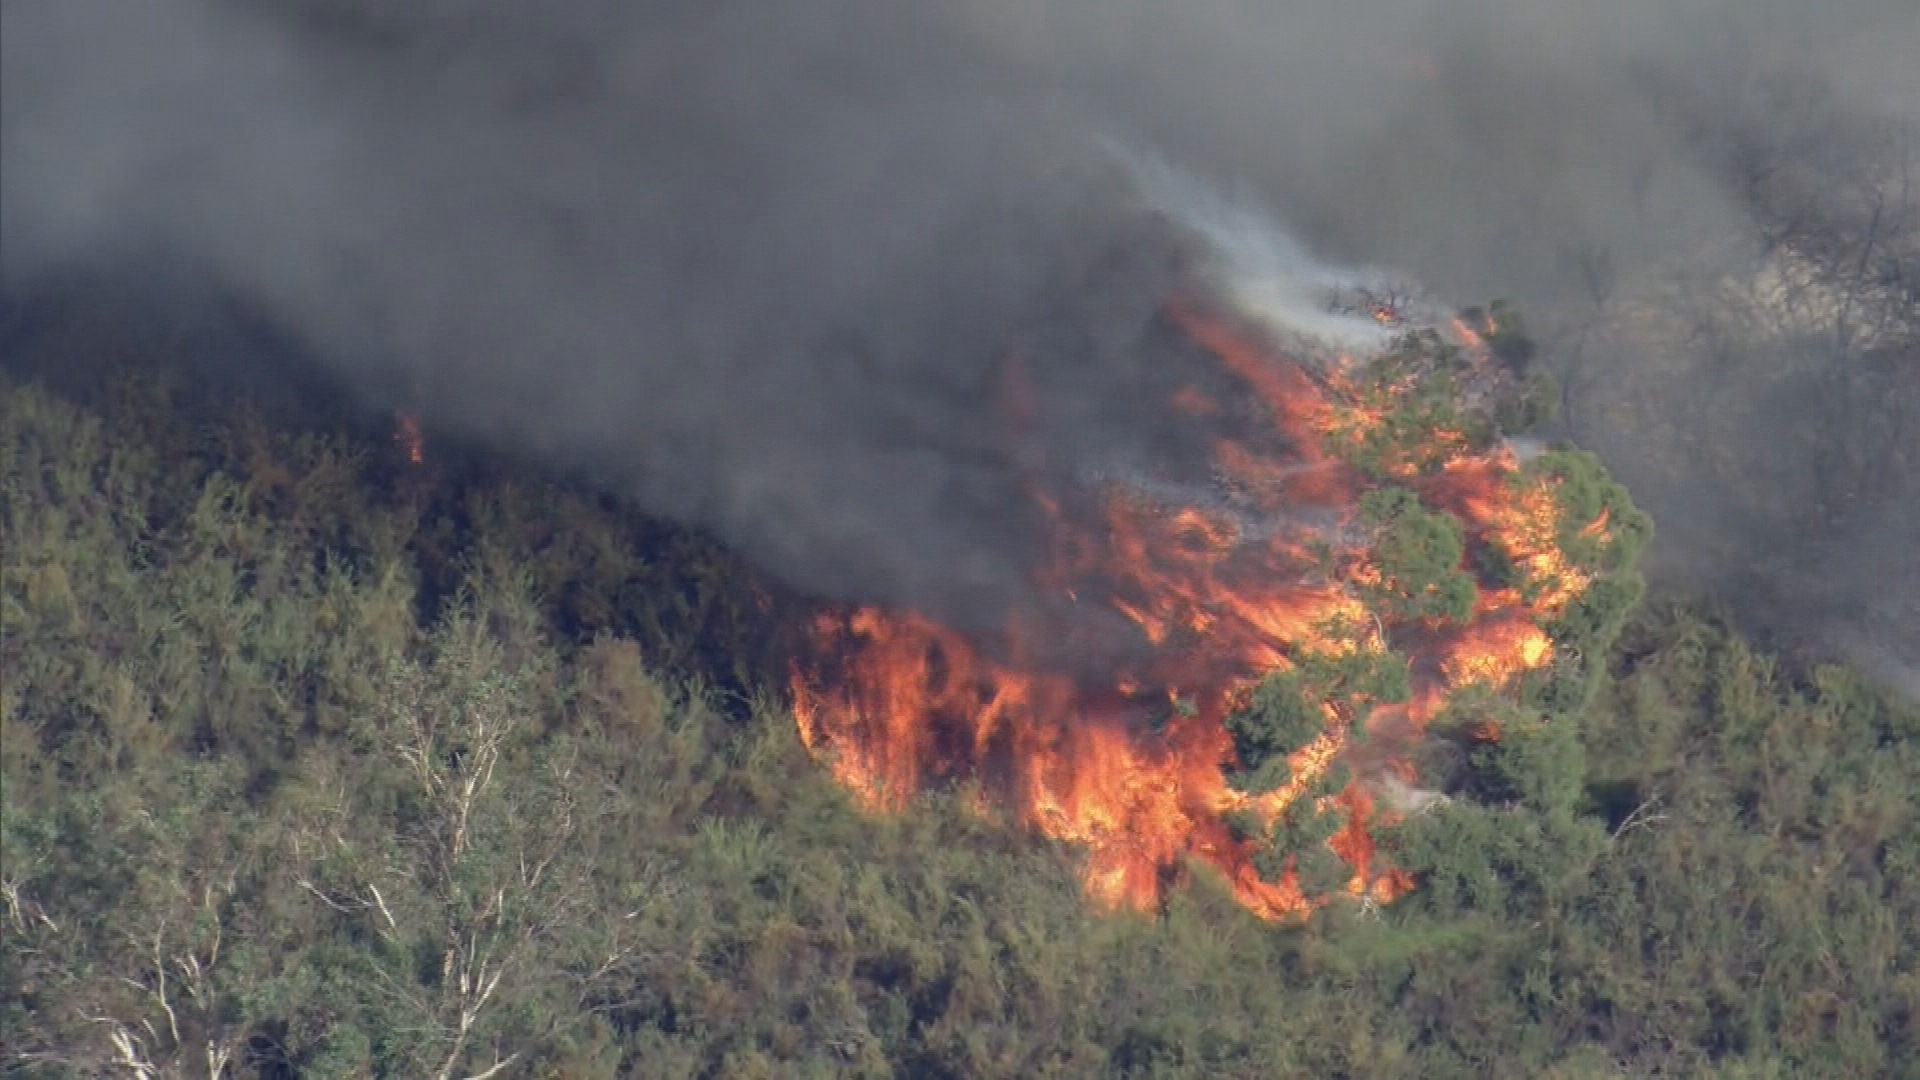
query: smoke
[
  {"left": 1112, "top": 145, "right": 1401, "bottom": 353},
  {"left": 4, "top": 0, "right": 1917, "bottom": 665}
]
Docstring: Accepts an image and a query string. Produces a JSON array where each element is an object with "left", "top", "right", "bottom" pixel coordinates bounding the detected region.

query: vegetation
[
  {"left": 3, "top": 356, "right": 1917, "bottom": 1079},
  {"left": 1217, "top": 316, "right": 1651, "bottom": 902}
]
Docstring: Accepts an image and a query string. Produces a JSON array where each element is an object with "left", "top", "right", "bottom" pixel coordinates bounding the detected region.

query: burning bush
[{"left": 791, "top": 293, "right": 1650, "bottom": 921}]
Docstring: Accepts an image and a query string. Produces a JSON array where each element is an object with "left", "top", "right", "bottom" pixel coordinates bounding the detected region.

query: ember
[{"left": 393, "top": 411, "right": 425, "bottom": 466}]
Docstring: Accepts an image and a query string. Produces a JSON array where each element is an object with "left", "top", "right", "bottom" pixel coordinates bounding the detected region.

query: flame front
[{"left": 792, "top": 295, "right": 1618, "bottom": 921}]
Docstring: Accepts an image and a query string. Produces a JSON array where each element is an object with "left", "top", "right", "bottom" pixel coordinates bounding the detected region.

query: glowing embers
[
  {"left": 791, "top": 296, "right": 1615, "bottom": 921},
  {"left": 393, "top": 411, "right": 426, "bottom": 466}
]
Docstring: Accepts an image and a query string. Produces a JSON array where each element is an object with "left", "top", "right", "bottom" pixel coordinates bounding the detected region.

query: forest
[
  {"left": 4, "top": 6, "right": 1920, "bottom": 1078},
  {"left": 3, "top": 331, "right": 1915, "bottom": 1078}
]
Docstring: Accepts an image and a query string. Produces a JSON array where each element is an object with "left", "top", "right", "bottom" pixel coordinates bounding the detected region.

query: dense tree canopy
[{"left": 2, "top": 345, "right": 1915, "bottom": 1077}]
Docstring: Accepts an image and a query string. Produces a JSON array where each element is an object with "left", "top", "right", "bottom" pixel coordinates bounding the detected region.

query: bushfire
[
  {"left": 393, "top": 410, "right": 425, "bottom": 466},
  {"left": 791, "top": 289, "right": 1643, "bottom": 922}
]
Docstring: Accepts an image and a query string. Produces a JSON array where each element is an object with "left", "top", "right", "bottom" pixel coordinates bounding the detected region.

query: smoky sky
[{"left": 4, "top": 0, "right": 1917, "bottom": 656}]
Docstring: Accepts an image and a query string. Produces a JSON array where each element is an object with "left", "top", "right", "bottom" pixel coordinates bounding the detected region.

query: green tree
[{"left": 1358, "top": 486, "right": 1479, "bottom": 626}]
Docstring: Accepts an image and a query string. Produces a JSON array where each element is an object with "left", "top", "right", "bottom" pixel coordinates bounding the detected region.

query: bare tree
[
  {"left": 284, "top": 598, "right": 657, "bottom": 1079},
  {"left": 2, "top": 763, "right": 273, "bottom": 1079}
]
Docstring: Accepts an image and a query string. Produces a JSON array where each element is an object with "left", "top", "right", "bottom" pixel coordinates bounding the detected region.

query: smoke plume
[{"left": 4, "top": 0, "right": 1916, "bottom": 667}]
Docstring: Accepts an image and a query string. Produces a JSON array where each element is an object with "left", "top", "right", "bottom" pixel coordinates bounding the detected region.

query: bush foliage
[{"left": 3, "top": 362, "right": 1916, "bottom": 1079}]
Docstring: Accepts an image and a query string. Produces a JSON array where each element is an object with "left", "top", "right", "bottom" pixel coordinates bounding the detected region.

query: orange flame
[
  {"left": 394, "top": 411, "right": 425, "bottom": 466},
  {"left": 792, "top": 299, "right": 1610, "bottom": 921}
]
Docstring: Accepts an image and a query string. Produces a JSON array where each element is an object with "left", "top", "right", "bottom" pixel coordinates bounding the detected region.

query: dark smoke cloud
[{"left": 5, "top": 1, "right": 1917, "bottom": 667}]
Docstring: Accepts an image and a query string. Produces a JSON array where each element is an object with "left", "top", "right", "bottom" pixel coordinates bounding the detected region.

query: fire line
[{"left": 792, "top": 291, "right": 1620, "bottom": 922}]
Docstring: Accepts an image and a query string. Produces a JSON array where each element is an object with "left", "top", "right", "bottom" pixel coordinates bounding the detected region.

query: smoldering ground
[{"left": 4, "top": 0, "right": 1917, "bottom": 670}]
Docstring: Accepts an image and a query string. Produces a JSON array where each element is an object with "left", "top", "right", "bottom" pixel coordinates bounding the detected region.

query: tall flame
[{"left": 791, "top": 294, "right": 1614, "bottom": 921}]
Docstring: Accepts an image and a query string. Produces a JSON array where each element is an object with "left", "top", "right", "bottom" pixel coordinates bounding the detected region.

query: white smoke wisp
[{"left": 1109, "top": 143, "right": 1403, "bottom": 355}]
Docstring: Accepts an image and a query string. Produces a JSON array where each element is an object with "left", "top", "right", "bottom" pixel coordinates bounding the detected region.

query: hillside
[{"left": 3, "top": 358, "right": 1917, "bottom": 1080}]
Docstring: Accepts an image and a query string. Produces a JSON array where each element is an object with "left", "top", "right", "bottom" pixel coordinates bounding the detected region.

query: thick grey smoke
[{"left": 5, "top": 0, "right": 1917, "bottom": 664}]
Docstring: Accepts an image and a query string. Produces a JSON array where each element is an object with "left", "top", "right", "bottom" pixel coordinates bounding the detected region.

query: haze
[{"left": 4, "top": 0, "right": 1915, "bottom": 671}]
